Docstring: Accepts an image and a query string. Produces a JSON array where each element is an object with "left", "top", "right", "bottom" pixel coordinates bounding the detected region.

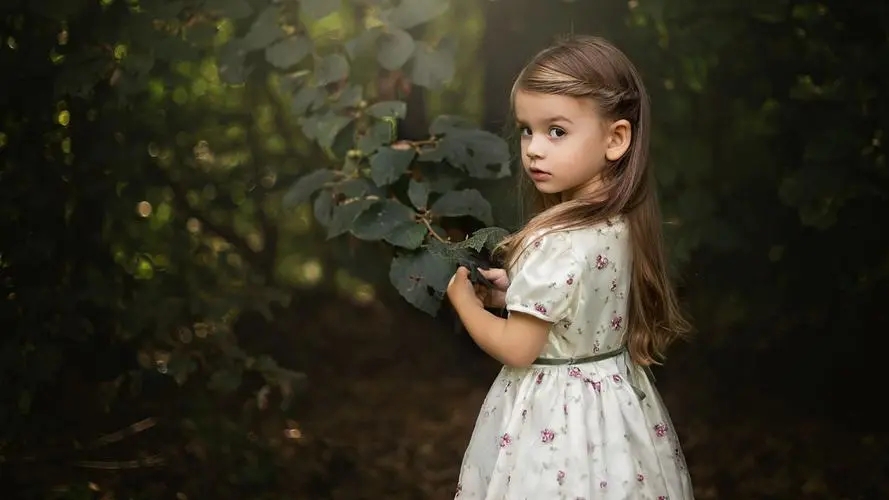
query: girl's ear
[{"left": 605, "top": 119, "right": 632, "bottom": 162}]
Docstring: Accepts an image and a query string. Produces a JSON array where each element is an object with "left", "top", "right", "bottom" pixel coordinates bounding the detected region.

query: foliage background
[{"left": 1, "top": 0, "right": 886, "bottom": 498}]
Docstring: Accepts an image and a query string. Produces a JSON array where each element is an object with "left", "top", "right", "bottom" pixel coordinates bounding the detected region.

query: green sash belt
[{"left": 532, "top": 346, "right": 655, "bottom": 400}]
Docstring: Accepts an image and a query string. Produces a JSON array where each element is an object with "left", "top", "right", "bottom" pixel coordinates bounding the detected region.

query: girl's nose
[{"left": 526, "top": 137, "right": 545, "bottom": 160}]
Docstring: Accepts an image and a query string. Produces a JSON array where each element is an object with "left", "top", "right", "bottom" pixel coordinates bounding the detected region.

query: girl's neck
[{"left": 560, "top": 175, "right": 606, "bottom": 203}]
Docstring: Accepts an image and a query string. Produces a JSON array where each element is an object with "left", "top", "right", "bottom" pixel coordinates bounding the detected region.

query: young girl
[{"left": 446, "top": 36, "right": 694, "bottom": 499}]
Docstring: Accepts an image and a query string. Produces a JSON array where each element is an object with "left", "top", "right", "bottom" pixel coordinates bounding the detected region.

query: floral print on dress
[
  {"left": 504, "top": 232, "right": 585, "bottom": 323},
  {"left": 455, "top": 221, "right": 694, "bottom": 499},
  {"left": 595, "top": 254, "right": 609, "bottom": 269},
  {"left": 541, "top": 428, "right": 556, "bottom": 443}
]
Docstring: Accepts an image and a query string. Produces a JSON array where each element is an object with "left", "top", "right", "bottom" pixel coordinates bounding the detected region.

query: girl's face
[{"left": 514, "top": 90, "right": 631, "bottom": 201}]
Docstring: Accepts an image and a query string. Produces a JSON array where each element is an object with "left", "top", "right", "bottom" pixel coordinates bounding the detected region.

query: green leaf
[
  {"left": 377, "top": 28, "right": 415, "bottom": 70},
  {"left": 165, "top": 353, "right": 198, "bottom": 386},
  {"left": 330, "top": 121, "right": 358, "bottom": 158},
  {"left": 300, "top": 0, "right": 341, "bottom": 20},
  {"left": 333, "top": 177, "right": 384, "bottom": 198},
  {"left": 299, "top": 115, "right": 320, "bottom": 140},
  {"left": 384, "top": 0, "right": 450, "bottom": 29},
  {"left": 315, "top": 53, "right": 350, "bottom": 85},
  {"left": 367, "top": 100, "right": 407, "bottom": 119},
  {"left": 328, "top": 199, "right": 376, "bottom": 238},
  {"left": 357, "top": 121, "right": 394, "bottom": 155},
  {"left": 408, "top": 179, "right": 429, "bottom": 210},
  {"left": 313, "top": 189, "right": 334, "bottom": 226},
  {"left": 430, "top": 189, "right": 494, "bottom": 225},
  {"left": 58, "top": 52, "right": 119, "bottom": 97},
  {"left": 265, "top": 36, "right": 312, "bottom": 69},
  {"left": 411, "top": 41, "right": 455, "bottom": 89},
  {"left": 389, "top": 250, "right": 453, "bottom": 315},
  {"left": 253, "top": 354, "right": 279, "bottom": 373},
  {"left": 121, "top": 12, "right": 156, "bottom": 44},
  {"left": 425, "top": 239, "right": 471, "bottom": 263},
  {"left": 385, "top": 222, "right": 427, "bottom": 249},
  {"left": 242, "top": 6, "right": 285, "bottom": 50},
  {"left": 282, "top": 169, "right": 336, "bottom": 207},
  {"left": 415, "top": 161, "right": 463, "bottom": 193},
  {"left": 204, "top": 0, "right": 253, "bottom": 19},
  {"left": 429, "top": 114, "right": 476, "bottom": 134},
  {"left": 153, "top": 35, "right": 200, "bottom": 61},
  {"left": 208, "top": 367, "right": 243, "bottom": 394},
  {"left": 300, "top": 111, "right": 349, "bottom": 147},
  {"left": 425, "top": 242, "right": 494, "bottom": 287},
  {"left": 369, "top": 147, "right": 416, "bottom": 186},
  {"left": 344, "top": 28, "right": 382, "bottom": 59},
  {"left": 291, "top": 86, "right": 326, "bottom": 115},
  {"left": 277, "top": 72, "right": 305, "bottom": 94},
  {"left": 332, "top": 84, "right": 363, "bottom": 109},
  {"left": 314, "top": 112, "right": 354, "bottom": 149},
  {"left": 217, "top": 42, "right": 250, "bottom": 84},
  {"left": 453, "top": 227, "right": 510, "bottom": 252},
  {"left": 186, "top": 23, "right": 218, "bottom": 46},
  {"left": 423, "top": 117, "right": 510, "bottom": 179},
  {"left": 351, "top": 200, "right": 415, "bottom": 241},
  {"left": 120, "top": 52, "right": 156, "bottom": 76},
  {"left": 219, "top": 58, "right": 250, "bottom": 85},
  {"left": 140, "top": 0, "right": 185, "bottom": 19}
]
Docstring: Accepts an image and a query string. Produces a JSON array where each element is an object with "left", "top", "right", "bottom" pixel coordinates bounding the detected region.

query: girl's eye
[
  {"left": 518, "top": 126, "right": 565, "bottom": 138},
  {"left": 549, "top": 127, "right": 566, "bottom": 138}
]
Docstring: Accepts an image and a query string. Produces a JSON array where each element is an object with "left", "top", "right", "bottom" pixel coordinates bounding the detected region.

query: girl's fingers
[{"left": 478, "top": 268, "right": 504, "bottom": 280}]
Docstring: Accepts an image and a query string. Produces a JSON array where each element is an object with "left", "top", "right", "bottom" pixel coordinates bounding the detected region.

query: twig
[
  {"left": 74, "top": 455, "right": 165, "bottom": 470},
  {"left": 0, "top": 418, "right": 159, "bottom": 465},
  {"left": 86, "top": 417, "right": 157, "bottom": 449},
  {"left": 245, "top": 80, "right": 280, "bottom": 280},
  {"left": 420, "top": 216, "right": 448, "bottom": 244},
  {"left": 154, "top": 164, "right": 263, "bottom": 269},
  {"left": 411, "top": 138, "right": 437, "bottom": 146}
]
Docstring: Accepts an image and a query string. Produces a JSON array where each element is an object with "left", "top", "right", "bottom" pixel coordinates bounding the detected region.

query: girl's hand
[
  {"left": 477, "top": 268, "right": 509, "bottom": 309},
  {"left": 447, "top": 267, "right": 483, "bottom": 309}
]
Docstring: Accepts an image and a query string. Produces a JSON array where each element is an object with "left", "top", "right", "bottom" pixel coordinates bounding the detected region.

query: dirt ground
[
  {"left": 281, "top": 298, "right": 889, "bottom": 500},
  {"left": 8, "top": 295, "right": 884, "bottom": 499}
]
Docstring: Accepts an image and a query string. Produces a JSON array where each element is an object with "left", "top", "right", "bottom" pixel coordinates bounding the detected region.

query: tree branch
[
  {"left": 243, "top": 77, "right": 283, "bottom": 281},
  {"left": 153, "top": 164, "right": 264, "bottom": 270}
]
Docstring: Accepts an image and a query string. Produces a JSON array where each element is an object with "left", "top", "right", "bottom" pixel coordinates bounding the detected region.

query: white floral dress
[{"left": 454, "top": 219, "right": 694, "bottom": 499}]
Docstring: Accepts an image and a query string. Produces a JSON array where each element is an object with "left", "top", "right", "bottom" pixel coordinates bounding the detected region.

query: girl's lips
[{"left": 528, "top": 167, "right": 552, "bottom": 180}]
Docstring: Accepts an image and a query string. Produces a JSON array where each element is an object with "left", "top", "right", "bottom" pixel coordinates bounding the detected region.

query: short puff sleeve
[{"left": 505, "top": 231, "right": 583, "bottom": 323}]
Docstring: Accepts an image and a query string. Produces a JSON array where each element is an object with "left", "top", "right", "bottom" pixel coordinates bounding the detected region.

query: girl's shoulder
[
  {"left": 562, "top": 215, "right": 628, "bottom": 240},
  {"left": 519, "top": 216, "right": 627, "bottom": 260}
]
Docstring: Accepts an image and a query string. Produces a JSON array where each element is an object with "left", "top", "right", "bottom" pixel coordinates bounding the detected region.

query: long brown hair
[{"left": 497, "top": 35, "right": 691, "bottom": 366}]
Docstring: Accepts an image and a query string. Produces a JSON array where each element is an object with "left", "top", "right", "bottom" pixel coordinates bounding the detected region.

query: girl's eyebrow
[
  {"left": 515, "top": 115, "right": 574, "bottom": 125},
  {"left": 545, "top": 115, "right": 574, "bottom": 124}
]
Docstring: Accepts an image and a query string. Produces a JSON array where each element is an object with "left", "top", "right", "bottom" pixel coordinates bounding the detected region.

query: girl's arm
[{"left": 448, "top": 267, "right": 550, "bottom": 367}]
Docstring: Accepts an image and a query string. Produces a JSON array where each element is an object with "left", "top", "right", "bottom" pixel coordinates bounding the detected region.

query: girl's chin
[{"left": 533, "top": 183, "right": 564, "bottom": 195}]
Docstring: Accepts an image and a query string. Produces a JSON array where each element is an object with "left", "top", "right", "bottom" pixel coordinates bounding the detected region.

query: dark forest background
[{"left": 1, "top": 0, "right": 887, "bottom": 498}]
